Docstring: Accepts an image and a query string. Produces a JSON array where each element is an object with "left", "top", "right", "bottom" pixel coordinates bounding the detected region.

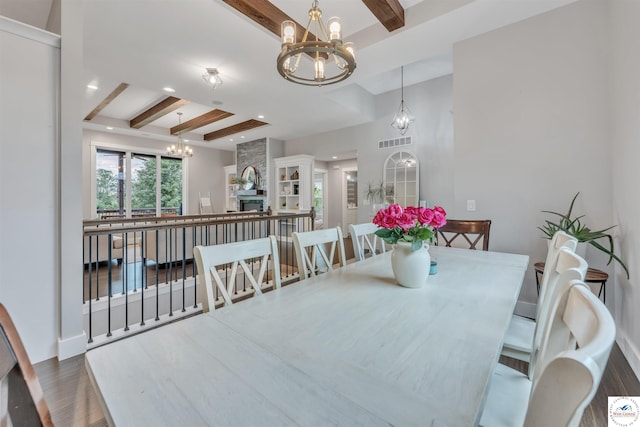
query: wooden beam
[
  {"left": 204, "top": 119, "right": 268, "bottom": 141},
  {"left": 361, "top": 0, "right": 405, "bottom": 32},
  {"left": 171, "top": 109, "right": 234, "bottom": 135},
  {"left": 84, "top": 83, "right": 129, "bottom": 121},
  {"left": 221, "top": 0, "right": 325, "bottom": 58},
  {"left": 129, "top": 97, "right": 190, "bottom": 129}
]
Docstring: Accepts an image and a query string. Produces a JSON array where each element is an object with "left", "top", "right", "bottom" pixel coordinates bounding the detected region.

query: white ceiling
[{"left": 2, "top": 0, "right": 578, "bottom": 154}]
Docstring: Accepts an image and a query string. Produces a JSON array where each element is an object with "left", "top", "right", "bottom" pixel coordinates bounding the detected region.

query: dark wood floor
[{"left": 34, "top": 338, "right": 638, "bottom": 426}]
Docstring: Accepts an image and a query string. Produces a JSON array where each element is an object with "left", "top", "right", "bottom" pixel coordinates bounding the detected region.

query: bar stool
[{"left": 534, "top": 261, "right": 608, "bottom": 303}]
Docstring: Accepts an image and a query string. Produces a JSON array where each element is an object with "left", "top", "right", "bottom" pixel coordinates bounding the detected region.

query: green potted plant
[
  {"left": 538, "top": 192, "right": 629, "bottom": 278},
  {"left": 231, "top": 177, "right": 247, "bottom": 186}
]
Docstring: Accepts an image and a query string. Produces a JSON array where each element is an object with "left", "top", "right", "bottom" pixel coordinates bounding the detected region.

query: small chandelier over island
[
  {"left": 166, "top": 112, "right": 193, "bottom": 158},
  {"left": 277, "top": 0, "right": 356, "bottom": 86}
]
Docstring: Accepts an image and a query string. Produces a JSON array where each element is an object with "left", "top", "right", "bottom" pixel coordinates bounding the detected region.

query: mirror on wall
[
  {"left": 383, "top": 151, "right": 419, "bottom": 207},
  {"left": 240, "top": 166, "right": 258, "bottom": 190}
]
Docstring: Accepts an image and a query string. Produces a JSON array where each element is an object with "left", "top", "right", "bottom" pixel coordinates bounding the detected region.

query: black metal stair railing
[{"left": 82, "top": 208, "right": 315, "bottom": 347}]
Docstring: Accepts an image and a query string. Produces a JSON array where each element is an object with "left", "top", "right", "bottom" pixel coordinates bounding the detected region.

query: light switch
[{"left": 467, "top": 200, "right": 476, "bottom": 211}]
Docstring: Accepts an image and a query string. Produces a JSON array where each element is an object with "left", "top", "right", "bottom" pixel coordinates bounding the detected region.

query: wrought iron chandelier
[
  {"left": 391, "top": 66, "right": 414, "bottom": 135},
  {"left": 277, "top": 0, "right": 356, "bottom": 86},
  {"left": 166, "top": 112, "right": 193, "bottom": 158}
]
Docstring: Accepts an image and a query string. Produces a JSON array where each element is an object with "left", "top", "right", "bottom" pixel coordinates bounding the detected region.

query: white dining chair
[
  {"left": 194, "top": 236, "right": 281, "bottom": 312},
  {"left": 292, "top": 226, "right": 347, "bottom": 279},
  {"left": 481, "top": 281, "right": 615, "bottom": 427},
  {"left": 348, "top": 222, "right": 386, "bottom": 262},
  {"left": 501, "top": 231, "right": 579, "bottom": 362}
]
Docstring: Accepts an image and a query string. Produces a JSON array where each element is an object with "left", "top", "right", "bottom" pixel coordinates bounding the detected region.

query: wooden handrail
[{"left": 83, "top": 208, "right": 315, "bottom": 236}]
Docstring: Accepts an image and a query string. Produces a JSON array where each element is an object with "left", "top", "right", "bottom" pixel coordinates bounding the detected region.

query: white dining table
[{"left": 86, "top": 246, "right": 529, "bottom": 427}]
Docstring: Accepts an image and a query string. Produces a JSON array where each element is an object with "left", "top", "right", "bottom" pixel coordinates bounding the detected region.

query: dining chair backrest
[
  {"left": 348, "top": 222, "right": 386, "bottom": 262},
  {"left": 529, "top": 247, "right": 587, "bottom": 373},
  {"left": 194, "top": 236, "right": 281, "bottom": 312},
  {"left": 538, "top": 231, "right": 578, "bottom": 308},
  {"left": 524, "top": 283, "right": 615, "bottom": 427},
  {"left": 0, "top": 304, "right": 53, "bottom": 426},
  {"left": 436, "top": 219, "right": 491, "bottom": 250},
  {"left": 292, "top": 227, "right": 347, "bottom": 279},
  {"left": 199, "top": 192, "right": 213, "bottom": 214}
]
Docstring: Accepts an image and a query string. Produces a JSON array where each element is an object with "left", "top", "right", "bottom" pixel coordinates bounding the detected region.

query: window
[
  {"left": 94, "top": 148, "right": 185, "bottom": 218},
  {"left": 160, "top": 157, "right": 183, "bottom": 216},
  {"left": 131, "top": 154, "right": 156, "bottom": 217},
  {"left": 96, "top": 149, "right": 126, "bottom": 218}
]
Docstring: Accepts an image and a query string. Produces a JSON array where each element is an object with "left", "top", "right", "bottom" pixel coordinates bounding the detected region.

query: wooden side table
[{"left": 533, "top": 261, "right": 608, "bottom": 303}]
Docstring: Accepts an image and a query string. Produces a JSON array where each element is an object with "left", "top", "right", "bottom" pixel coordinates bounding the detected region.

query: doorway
[
  {"left": 342, "top": 170, "right": 358, "bottom": 234},
  {"left": 313, "top": 169, "right": 328, "bottom": 229}
]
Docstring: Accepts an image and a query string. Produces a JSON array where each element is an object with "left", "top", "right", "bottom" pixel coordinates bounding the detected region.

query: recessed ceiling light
[
  {"left": 229, "top": 138, "right": 234, "bottom": 142},
  {"left": 87, "top": 84, "right": 98, "bottom": 90},
  {"left": 258, "top": 115, "right": 265, "bottom": 119},
  {"left": 184, "top": 139, "right": 189, "bottom": 143},
  {"left": 240, "top": 135, "right": 245, "bottom": 139},
  {"left": 106, "top": 126, "right": 114, "bottom": 130},
  {"left": 163, "top": 87, "right": 176, "bottom": 93},
  {"left": 332, "top": 156, "right": 337, "bottom": 159}
]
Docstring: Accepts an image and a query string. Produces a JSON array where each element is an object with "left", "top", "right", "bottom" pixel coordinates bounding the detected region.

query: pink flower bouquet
[{"left": 372, "top": 204, "right": 447, "bottom": 251}]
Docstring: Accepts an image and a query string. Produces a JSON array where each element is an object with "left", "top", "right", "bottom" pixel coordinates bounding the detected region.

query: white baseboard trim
[
  {"left": 514, "top": 301, "right": 536, "bottom": 319},
  {"left": 617, "top": 333, "right": 640, "bottom": 382},
  {"left": 57, "top": 331, "right": 87, "bottom": 360}
]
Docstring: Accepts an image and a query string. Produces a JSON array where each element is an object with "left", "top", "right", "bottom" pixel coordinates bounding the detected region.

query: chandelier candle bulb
[
  {"left": 327, "top": 17, "right": 342, "bottom": 40},
  {"left": 281, "top": 21, "right": 295, "bottom": 44},
  {"left": 315, "top": 58, "right": 325, "bottom": 80}
]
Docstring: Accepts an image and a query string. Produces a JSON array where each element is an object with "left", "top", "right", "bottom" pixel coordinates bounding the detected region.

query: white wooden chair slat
[
  {"left": 239, "top": 258, "right": 263, "bottom": 296},
  {"left": 349, "top": 222, "right": 386, "bottom": 262},
  {"left": 292, "top": 227, "right": 347, "bottom": 279},
  {"left": 194, "top": 236, "right": 281, "bottom": 311}
]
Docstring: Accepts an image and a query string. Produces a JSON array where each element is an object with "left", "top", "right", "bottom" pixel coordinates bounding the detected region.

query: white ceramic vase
[{"left": 391, "top": 241, "right": 431, "bottom": 288}]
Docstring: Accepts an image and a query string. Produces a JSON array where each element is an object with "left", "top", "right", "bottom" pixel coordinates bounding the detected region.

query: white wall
[
  {"left": 453, "top": 0, "right": 612, "bottom": 313},
  {"left": 610, "top": 0, "right": 640, "bottom": 378},
  {"left": 82, "top": 130, "right": 234, "bottom": 217},
  {"left": 0, "top": 18, "right": 60, "bottom": 362},
  {"left": 285, "top": 74, "right": 455, "bottom": 226}
]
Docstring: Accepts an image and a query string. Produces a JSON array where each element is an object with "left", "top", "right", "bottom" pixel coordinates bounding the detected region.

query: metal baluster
[
  {"left": 132, "top": 231, "right": 137, "bottom": 292},
  {"left": 181, "top": 226, "right": 186, "bottom": 313},
  {"left": 96, "top": 238, "right": 100, "bottom": 301},
  {"left": 107, "top": 234, "right": 113, "bottom": 337},
  {"left": 123, "top": 233, "right": 128, "bottom": 295},
  {"left": 193, "top": 226, "right": 198, "bottom": 309},
  {"left": 88, "top": 235, "right": 93, "bottom": 344},
  {"left": 141, "top": 230, "right": 146, "bottom": 326},
  {"left": 155, "top": 229, "right": 160, "bottom": 321},
  {"left": 169, "top": 227, "right": 173, "bottom": 317}
]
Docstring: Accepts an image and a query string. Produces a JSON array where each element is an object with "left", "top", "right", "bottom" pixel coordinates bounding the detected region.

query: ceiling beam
[
  {"left": 361, "top": 0, "right": 405, "bottom": 32},
  {"left": 129, "top": 97, "right": 190, "bottom": 129},
  {"left": 171, "top": 109, "right": 234, "bottom": 135},
  {"left": 84, "top": 83, "right": 129, "bottom": 121},
  {"left": 204, "top": 119, "right": 268, "bottom": 141},
  {"left": 221, "top": 0, "right": 325, "bottom": 57}
]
